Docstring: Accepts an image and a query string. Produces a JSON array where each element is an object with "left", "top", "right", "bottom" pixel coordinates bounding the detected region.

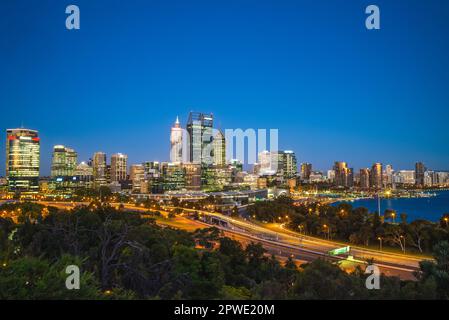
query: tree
[
  {"left": 384, "top": 209, "right": 397, "bottom": 222},
  {"left": 220, "top": 285, "right": 251, "bottom": 299},
  {"left": 0, "top": 217, "right": 14, "bottom": 261},
  {"left": 284, "top": 256, "right": 297, "bottom": 270},
  {"left": 417, "top": 241, "right": 449, "bottom": 299},
  {"left": 400, "top": 213, "right": 408, "bottom": 224},
  {"left": 407, "top": 220, "right": 432, "bottom": 253},
  {"left": 385, "top": 224, "right": 406, "bottom": 252},
  {"left": 0, "top": 255, "right": 101, "bottom": 299},
  {"left": 193, "top": 227, "right": 221, "bottom": 248},
  {"left": 291, "top": 259, "right": 363, "bottom": 299}
]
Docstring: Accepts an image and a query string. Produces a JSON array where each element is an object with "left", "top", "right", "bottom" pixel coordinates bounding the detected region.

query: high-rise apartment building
[
  {"left": 258, "top": 150, "right": 274, "bottom": 175},
  {"left": 384, "top": 164, "right": 394, "bottom": 186},
  {"left": 282, "top": 151, "right": 298, "bottom": 180},
  {"left": 370, "top": 162, "right": 383, "bottom": 190},
  {"left": 359, "top": 168, "right": 370, "bottom": 190},
  {"left": 111, "top": 153, "right": 128, "bottom": 182},
  {"left": 92, "top": 152, "right": 107, "bottom": 187},
  {"left": 130, "top": 164, "right": 145, "bottom": 193},
  {"left": 424, "top": 171, "right": 436, "bottom": 187},
  {"left": 6, "top": 128, "right": 40, "bottom": 193},
  {"left": 333, "top": 162, "right": 353, "bottom": 188},
  {"left": 73, "top": 161, "right": 94, "bottom": 188},
  {"left": 415, "top": 162, "right": 426, "bottom": 186},
  {"left": 51, "top": 145, "right": 77, "bottom": 177},
  {"left": 300, "top": 163, "right": 312, "bottom": 181},
  {"left": 257, "top": 150, "right": 297, "bottom": 182},
  {"left": 394, "top": 170, "right": 415, "bottom": 185}
]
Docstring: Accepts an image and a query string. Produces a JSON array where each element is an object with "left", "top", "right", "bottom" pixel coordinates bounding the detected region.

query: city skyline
[
  {"left": 2, "top": 0, "right": 449, "bottom": 303},
  {"left": 1, "top": 1, "right": 449, "bottom": 175},
  {"left": 2, "top": 118, "right": 447, "bottom": 178}
]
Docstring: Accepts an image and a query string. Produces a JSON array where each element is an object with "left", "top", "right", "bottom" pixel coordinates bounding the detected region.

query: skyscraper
[
  {"left": 6, "top": 128, "right": 40, "bottom": 193},
  {"left": 282, "top": 150, "right": 298, "bottom": 180},
  {"left": 73, "top": 161, "right": 94, "bottom": 188},
  {"left": 163, "top": 162, "right": 186, "bottom": 191},
  {"left": 300, "top": 163, "right": 312, "bottom": 181},
  {"left": 130, "top": 164, "right": 145, "bottom": 193},
  {"left": 170, "top": 116, "right": 183, "bottom": 163},
  {"left": 394, "top": 170, "right": 416, "bottom": 185},
  {"left": 212, "top": 129, "right": 226, "bottom": 166},
  {"left": 333, "top": 161, "right": 353, "bottom": 188},
  {"left": 258, "top": 150, "right": 273, "bottom": 175},
  {"left": 186, "top": 112, "right": 213, "bottom": 164},
  {"left": 327, "top": 169, "right": 335, "bottom": 182},
  {"left": 415, "top": 162, "right": 426, "bottom": 186},
  {"left": 92, "top": 152, "right": 107, "bottom": 188},
  {"left": 111, "top": 153, "right": 128, "bottom": 182},
  {"left": 359, "top": 168, "right": 370, "bottom": 190},
  {"left": 384, "top": 164, "right": 394, "bottom": 186},
  {"left": 51, "top": 145, "right": 77, "bottom": 177},
  {"left": 370, "top": 163, "right": 383, "bottom": 190},
  {"left": 183, "top": 163, "right": 202, "bottom": 190}
]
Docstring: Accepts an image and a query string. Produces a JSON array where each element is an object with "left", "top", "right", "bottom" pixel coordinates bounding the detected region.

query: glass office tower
[
  {"left": 186, "top": 112, "right": 213, "bottom": 164},
  {"left": 6, "top": 128, "right": 40, "bottom": 193},
  {"left": 51, "top": 145, "right": 78, "bottom": 177}
]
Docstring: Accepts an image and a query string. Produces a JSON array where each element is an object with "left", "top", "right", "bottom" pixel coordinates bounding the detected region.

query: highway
[{"left": 34, "top": 201, "right": 423, "bottom": 280}]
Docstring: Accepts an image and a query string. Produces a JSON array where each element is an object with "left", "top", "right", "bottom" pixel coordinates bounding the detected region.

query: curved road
[{"left": 34, "top": 201, "right": 425, "bottom": 280}]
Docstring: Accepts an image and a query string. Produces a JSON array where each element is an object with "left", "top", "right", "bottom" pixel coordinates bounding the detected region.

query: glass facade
[
  {"left": 92, "top": 152, "right": 107, "bottom": 188},
  {"left": 170, "top": 116, "right": 183, "bottom": 163},
  {"left": 186, "top": 112, "right": 213, "bottom": 164},
  {"left": 6, "top": 128, "right": 40, "bottom": 193},
  {"left": 51, "top": 145, "right": 77, "bottom": 177},
  {"left": 213, "top": 130, "right": 226, "bottom": 166},
  {"left": 111, "top": 153, "right": 128, "bottom": 182}
]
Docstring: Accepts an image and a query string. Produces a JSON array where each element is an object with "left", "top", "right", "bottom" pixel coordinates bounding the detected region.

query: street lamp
[
  {"left": 377, "top": 236, "right": 383, "bottom": 251},
  {"left": 400, "top": 235, "right": 406, "bottom": 253},
  {"left": 323, "top": 224, "right": 330, "bottom": 240},
  {"left": 444, "top": 217, "right": 448, "bottom": 227},
  {"left": 391, "top": 212, "right": 396, "bottom": 224}
]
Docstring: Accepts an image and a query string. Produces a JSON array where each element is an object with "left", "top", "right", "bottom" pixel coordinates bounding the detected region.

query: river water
[{"left": 335, "top": 190, "right": 449, "bottom": 222}]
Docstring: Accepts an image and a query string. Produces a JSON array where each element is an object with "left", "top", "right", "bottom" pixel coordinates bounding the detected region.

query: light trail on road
[{"left": 34, "top": 201, "right": 423, "bottom": 280}]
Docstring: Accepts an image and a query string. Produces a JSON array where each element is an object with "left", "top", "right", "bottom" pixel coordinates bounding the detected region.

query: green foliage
[
  {"left": 250, "top": 198, "right": 449, "bottom": 254},
  {"left": 291, "top": 259, "right": 363, "bottom": 299},
  {"left": 0, "top": 255, "right": 100, "bottom": 299},
  {"left": 1, "top": 202, "right": 448, "bottom": 300}
]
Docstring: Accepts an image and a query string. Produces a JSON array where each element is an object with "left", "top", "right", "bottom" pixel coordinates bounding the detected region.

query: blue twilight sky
[{"left": 1, "top": 0, "right": 449, "bottom": 175}]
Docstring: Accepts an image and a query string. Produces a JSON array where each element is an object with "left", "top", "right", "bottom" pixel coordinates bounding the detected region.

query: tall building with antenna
[{"left": 170, "top": 116, "right": 183, "bottom": 163}]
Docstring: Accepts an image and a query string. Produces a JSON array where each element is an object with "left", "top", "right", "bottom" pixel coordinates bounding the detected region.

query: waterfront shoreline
[{"left": 329, "top": 190, "right": 449, "bottom": 222}]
